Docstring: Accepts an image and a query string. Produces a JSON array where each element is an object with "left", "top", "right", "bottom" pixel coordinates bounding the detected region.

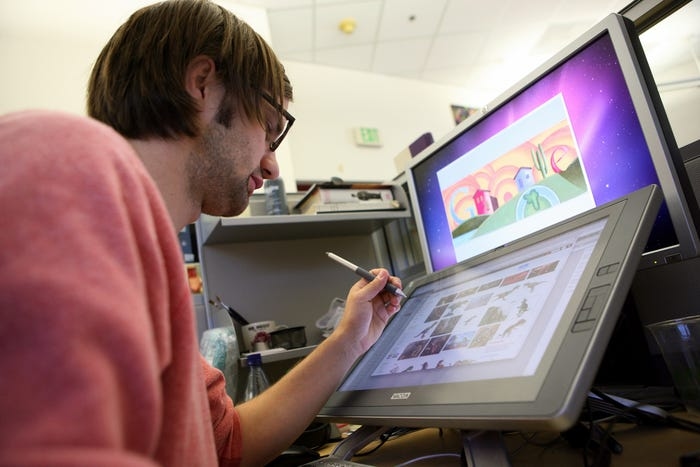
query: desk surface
[{"left": 319, "top": 414, "right": 700, "bottom": 466}]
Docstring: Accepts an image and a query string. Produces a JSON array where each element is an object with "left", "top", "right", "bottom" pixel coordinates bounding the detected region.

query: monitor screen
[
  {"left": 406, "top": 13, "right": 699, "bottom": 274},
  {"left": 317, "top": 184, "right": 662, "bottom": 432}
]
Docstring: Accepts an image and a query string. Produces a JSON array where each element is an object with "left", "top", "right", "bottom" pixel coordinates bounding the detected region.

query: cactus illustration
[{"left": 531, "top": 143, "right": 548, "bottom": 179}]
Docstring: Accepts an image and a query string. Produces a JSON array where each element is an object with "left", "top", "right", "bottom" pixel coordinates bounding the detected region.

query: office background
[{"left": 2, "top": 0, "right": 698, "bottom": 187}]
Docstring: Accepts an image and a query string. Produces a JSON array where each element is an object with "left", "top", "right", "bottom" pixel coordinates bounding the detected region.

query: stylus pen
[{"left": 326, "top": 251, "right": 407, "bottom": 298}]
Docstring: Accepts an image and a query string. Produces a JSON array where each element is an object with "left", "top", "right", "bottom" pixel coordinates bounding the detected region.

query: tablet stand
[{"left": 330, "top": 426, "right": 511, "bottom": 466}]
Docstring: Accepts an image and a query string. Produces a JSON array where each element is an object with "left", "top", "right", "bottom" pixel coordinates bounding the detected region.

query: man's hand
[{"left": 334, "top": 268, "right": 402, "bottom": 357}]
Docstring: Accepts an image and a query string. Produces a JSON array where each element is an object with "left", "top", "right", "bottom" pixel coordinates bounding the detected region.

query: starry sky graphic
[{"left": 412, "top": 32, "right": 675, "bottom": 272}]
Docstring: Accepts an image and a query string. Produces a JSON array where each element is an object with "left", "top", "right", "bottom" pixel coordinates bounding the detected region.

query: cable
[
  {"left": 393, "top": 452, "right": 462, "bottom": 466},
  {"left": 507, "top": 430, "right": 563, "bottom": 459},
  {"left": 353, "top": 427, "right": 416, "bottom": 458},
  {"left": 590, "top": 388, "right": 700, "bottom": 434}
]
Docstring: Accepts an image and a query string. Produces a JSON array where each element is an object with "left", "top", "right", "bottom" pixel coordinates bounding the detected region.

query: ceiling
[
  {"left": 1, "top": 0, "right": 696, "bottom": 106},
  {"left": 231, "top": 0, "right": 699, "bottom": 103},
  {"left": 233, "top": 0, "right": 628, "bottom": 101}
]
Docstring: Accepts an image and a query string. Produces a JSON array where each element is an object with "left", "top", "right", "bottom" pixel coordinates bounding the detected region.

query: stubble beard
[{"left": 189, "top": 121, "right": 251, "bottom": 218}]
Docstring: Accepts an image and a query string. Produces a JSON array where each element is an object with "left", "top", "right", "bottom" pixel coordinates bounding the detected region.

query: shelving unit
[
  {"left": 200, "top": 211, "right": 408, "bottom": 244},
  {"left": 198, "top": 187, "right": 411, "bottom": 245},
  {"left": 195, "top": 183, "right": 416, "bottom": 401}
]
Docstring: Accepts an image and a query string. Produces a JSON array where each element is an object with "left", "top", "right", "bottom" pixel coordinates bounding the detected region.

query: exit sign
[{"left": 353, "top": 127, "right": 382, "bottom": 147}]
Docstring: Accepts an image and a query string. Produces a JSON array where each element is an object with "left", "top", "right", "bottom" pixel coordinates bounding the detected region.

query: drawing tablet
[{"left": 318, "top": 184, "right": 662, "bottom": 432}]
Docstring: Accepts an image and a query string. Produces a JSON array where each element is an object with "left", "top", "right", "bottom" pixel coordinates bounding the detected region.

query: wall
[
  {"left": 0, "top": 1, "right": 474, "bottom": 189},
  {"left": 0, "top": 1, "right": 297, "bottom": 185},
  {"left": 0, "top": 1, "right": 269, "bottom": 114},
  {"left": 0, "top": 1, "right": 697, "bottom": 187},
  {"left": 282, "top": 61, "right": 473, "bottom": 185}
]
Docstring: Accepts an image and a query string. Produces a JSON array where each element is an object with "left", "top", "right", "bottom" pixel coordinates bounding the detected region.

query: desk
[{"left": 319, "top": 414, "right": 700, "bottom": 466}]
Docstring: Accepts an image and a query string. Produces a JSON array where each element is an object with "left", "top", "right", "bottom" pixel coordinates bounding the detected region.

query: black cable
[
  {"left": 353, "top": 427, "right": 413, "bottom": 457},
  {"left": 590, "top": 387, "right": 700, "bottom": 432}
]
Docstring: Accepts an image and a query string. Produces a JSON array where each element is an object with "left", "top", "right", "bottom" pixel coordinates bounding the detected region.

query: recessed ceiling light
[{"left": 339, "top": 17, "right": 356, "bottom": 34}]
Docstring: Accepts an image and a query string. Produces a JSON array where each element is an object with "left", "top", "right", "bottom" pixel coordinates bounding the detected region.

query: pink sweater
[{"left": 0, "top": 111, "right": 242, "bottom": 466}]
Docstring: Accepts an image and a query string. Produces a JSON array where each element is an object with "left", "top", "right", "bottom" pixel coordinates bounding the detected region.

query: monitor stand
[
  {"left": 329, "top": 426, "right": 511, "bottom": 466},
  {"left": 461, "top": 430, "right": 511, "bottom": 467}
]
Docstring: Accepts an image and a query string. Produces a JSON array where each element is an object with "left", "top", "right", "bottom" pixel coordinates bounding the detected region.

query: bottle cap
[{"left": 246, "top": 353, "right": 263, "bottom": 366}]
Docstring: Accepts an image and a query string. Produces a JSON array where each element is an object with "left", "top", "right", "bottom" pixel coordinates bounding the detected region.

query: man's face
[{"left": 186, "top": 93, "right": 283, "bottom": 218}]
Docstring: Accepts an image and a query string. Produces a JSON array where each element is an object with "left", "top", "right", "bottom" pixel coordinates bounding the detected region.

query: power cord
[{"left": 352, "top": 427, "right": 416, "bottom": 458}]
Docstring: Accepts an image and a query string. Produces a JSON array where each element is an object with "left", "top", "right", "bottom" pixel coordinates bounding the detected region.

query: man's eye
[
  {"left": 265, "top": 118, "right": 278, "bottom": 138},
  {"left": 266, "top": 118, "right": 282, "bottom": 137}
]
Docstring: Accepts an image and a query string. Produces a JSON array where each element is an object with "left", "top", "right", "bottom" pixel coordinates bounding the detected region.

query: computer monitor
[
  {"left": 316, "top": 185, "right": 662, "bottom": 463},
  {"left": 406, "top": 13, "right": 700, "bottom": 274}
]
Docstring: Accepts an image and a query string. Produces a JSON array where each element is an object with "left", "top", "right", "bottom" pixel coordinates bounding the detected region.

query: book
[{"left": 294, "top": 183, "right": 400, "bottom": 214}]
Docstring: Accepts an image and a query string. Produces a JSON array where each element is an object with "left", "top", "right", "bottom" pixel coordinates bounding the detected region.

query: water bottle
[
  {"left": 243, "top": 353, "right": 270, "bottom": 401},
  {"left": 264, "top": 178, "right": 289, "bottom": 215}
]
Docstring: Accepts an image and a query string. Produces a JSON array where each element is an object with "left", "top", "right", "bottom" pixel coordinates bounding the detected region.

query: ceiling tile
[
  {"left": 315, "top": 44, "right": 375, "bottom": 70},
  {"left": 439, "top": 0, "right": 510, "bottom": 34},
  {"left": 551, "top": 0, "right": 630, "bottom": 22},
  {"left": 267, "top": 8, "right": 314, "bottom": 52},
  {"left": 372, "top": 38, "right": 432, "bottom": 74},
  {"left": 377, "top": 0, "right": 448, "bottom": 40},
  {"left": 15, "top": 0, "right": 690, "bottom": 103},
  {"left": 395, "top": 70, "right": 425, "bottom": 81},
  {"left": 426, "top": 31, "right": 485, "bottom": 69},
  {"left": 504, "top": 0, "right": 563, "bottom": 23},
  {"left": 529, "top": 21, "right": 592, "bottom": 56},
  {"left": 476, "top": 20, "right": 548, "bottom": 64}
]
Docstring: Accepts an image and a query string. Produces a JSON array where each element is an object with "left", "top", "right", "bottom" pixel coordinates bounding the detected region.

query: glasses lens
[
  {"left": 271, "top": 121, "right": 291, "bottom": 151},
  {"left": 261, "top": 92, "right": 294, "bottom": 151},
  {"left": 273, "top": 120, "right": 287, "bottom": 144}
]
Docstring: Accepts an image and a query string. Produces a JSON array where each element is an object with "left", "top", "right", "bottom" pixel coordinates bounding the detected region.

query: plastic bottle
[
  {"left": 264, "top": 178, "right": 289, "bottom": 215},
  {"left": 243, "top": 353, "right": 270, "bottom": 401}
]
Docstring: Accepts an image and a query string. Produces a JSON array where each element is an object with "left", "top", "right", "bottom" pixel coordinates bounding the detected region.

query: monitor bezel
[
  {"left": 317, "top": 184, "right": 662, "bottom": 432},
  {"left": 405, "top": 13, "right": 699, "bottom": 275}
]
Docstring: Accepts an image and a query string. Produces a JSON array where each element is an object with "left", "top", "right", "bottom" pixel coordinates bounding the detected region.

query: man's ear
[{"left": 185, "top": 55, "right": 217, "bottom": 102}]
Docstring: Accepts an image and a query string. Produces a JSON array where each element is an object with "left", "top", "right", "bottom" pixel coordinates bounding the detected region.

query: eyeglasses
[{"left": 260, "top": 91, "right": 295, "bottom": 152}]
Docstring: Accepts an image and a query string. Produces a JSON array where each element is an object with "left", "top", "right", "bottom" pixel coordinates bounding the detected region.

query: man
[{"left": 0, "top": 1, "right": 402, "bottom": 466}]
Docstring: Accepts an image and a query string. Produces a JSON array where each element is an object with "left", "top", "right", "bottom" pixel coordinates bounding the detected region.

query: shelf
[
  {"left": 240, "top": 345, "right": 317, "bottom": 365},
  {"left": 201, "top": 211, "right": 408, "bottom": 244},
  {"left": 199, "top": 186, "right": 411, "bottom": 245}
]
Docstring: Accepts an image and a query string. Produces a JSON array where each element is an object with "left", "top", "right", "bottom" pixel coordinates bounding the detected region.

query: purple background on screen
[{"left": 413, "top": 34, "right": 674, "bottom": 272}]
